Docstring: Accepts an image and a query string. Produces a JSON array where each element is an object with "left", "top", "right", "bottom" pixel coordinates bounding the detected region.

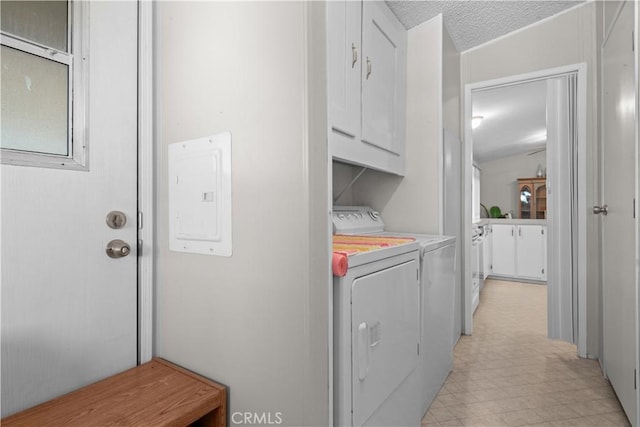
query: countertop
[{"left": 475, "top": 218, "right": 547, "bottom": 226}]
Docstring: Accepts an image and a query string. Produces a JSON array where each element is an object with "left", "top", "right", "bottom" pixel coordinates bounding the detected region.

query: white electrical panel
[{"left": 169, "top": 132, "right": 232, "bottom": 256}]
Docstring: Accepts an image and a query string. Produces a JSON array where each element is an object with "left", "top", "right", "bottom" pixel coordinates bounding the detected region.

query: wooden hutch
[{"left": 517, "top": 177, "right": 547, "bottom": 219}]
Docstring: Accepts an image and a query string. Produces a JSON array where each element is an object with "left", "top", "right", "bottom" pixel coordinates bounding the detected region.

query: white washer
[
  {"left": 334, "top": 206, "right": 457, "bottom": 417},
  {"left": 332, "top": 210, "right": 422, "bottom": 427}
]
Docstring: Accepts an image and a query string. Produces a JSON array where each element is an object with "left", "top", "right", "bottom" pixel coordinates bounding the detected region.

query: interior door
[
  {"left": 601, "top": 1, "right": 637, "bottom": 424},
  {"left": 1, "top": 1, "right": 138, "bottom": 417}
]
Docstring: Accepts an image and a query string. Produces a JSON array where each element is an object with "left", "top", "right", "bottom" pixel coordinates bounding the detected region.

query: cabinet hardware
[
  {"left": 519, "top": 227, "right": 522, "bottom": 237},
  {"left": 511, "top": 228, "right": 514, "bottom": 237},
  {"left": 352, "top": 43, "right": 357, "bottom": 68},
  {"left": 366, "top": 57, "right": 372, "bottom": 79}
]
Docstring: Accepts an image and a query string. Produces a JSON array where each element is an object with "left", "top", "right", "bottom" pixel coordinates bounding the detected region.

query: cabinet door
[
  {"left": 518, "top": 183, "right": 533, "bottom": 219},
  {"left": 516, "top": 225, "right": 546, "bottom": 280},
  {"left": 491, "top": 225, "right": 515, "bottom": 276},
  {"left": 534, "top": 182, "right": 547, "bottom": 219},
  {"left": 361, "top": 0, "right": 406, "bottom": 155},
  {"left": 482, "top": 226, "right": 492, "bottom": 279},
  {"left": 327, "top": 0, "right": 361, "bottom": 140}
]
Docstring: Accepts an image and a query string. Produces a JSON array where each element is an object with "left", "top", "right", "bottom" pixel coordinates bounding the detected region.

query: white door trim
[
  {"left": 138, "top": 0, "right": 154, "bottom": 364},
  {"left": 462, "top": 64, "right": 588, "bottom": 357},
  {"left": 634, "top": 1, "right": 640, "bottom": 421}
]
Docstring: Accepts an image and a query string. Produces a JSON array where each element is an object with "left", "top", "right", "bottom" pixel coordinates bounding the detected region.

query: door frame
[
  {"left": 633, "top": 0, "right": 640, "bottom": 421},
  {"left": 138, "top": 0, "right": 154, "bottom": 364},
  {"left": 462, "top": 64, "right": 588, "bottom": 357}
]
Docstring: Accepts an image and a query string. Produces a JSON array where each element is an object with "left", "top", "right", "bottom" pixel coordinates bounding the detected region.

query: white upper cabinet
[
  {"left": 327, "top": 1, "right": 407, "bottom": 176},
  {"left": 361, "top": 1, "right": 406, "bottom": 156},
  {"left": 327, "top": 0, "right": 361, "bottom": 139}
]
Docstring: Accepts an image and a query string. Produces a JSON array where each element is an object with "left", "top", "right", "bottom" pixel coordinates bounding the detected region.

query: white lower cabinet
[
  {"left": 515, "top": 225, "right": 547, "bottom": 280},
  {"left": 491, "top": 224, "right": 516, "bottom": 277},
  {"left": 490, "top": 224, "right": 546, "bottom": 281}
]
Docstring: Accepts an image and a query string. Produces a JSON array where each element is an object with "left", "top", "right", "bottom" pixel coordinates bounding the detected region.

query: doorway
[{"left": 462, "top": 64, "right": 588, "bottom": 357}]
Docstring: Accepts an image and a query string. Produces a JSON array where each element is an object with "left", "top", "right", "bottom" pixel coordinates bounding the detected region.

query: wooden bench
[{"left": 2, "top": 358, "right": 226, "bottom": 427}]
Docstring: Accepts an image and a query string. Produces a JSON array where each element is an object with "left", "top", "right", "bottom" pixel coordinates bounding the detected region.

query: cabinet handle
[
  {"left": 352, "top": 43, "right": 357, "bottom": 68},
  {"left": 366, "top": 57, "right": 372, "bottom": 79},
  {"left": 511, "top": 228, "right": 514, "bottom": 237},
  {"left": 519, "top": 227, "right": 522, "bottom": 237}
]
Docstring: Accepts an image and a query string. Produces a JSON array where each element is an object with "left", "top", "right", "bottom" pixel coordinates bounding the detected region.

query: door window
[{"left": 0, "top": 1, "right": 88, "bottom": 169}]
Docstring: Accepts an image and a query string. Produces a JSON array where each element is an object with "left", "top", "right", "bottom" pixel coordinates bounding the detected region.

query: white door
[
  {"left": 601, "top": 1, "right": 637, "bottom": 424},
  {"left": 1, "top": 2, "right": 138, "bottom": 417},
  {"left": 491, "top": 224, "right": 515, "bottom": 276}
]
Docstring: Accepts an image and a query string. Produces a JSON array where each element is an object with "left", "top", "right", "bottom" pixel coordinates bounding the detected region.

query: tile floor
[{"left": 421, "top": 279, "right": 631, "bottom": 427}]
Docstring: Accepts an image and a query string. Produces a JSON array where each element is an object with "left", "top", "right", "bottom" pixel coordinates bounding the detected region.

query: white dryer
[
  {"left": 334, "top": 206, "right": 457, "bottom": 417},
  {"left": 332, "top": 212, "right": 422, "bottom": 427}
]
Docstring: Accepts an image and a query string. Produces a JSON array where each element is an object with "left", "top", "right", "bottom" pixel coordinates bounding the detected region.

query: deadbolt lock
[
  {"left": 106, "top": 239, "right": 131, "bottom": 259},
  {"left": 106, "top": 211, "right": 127, "bottom": 229}
]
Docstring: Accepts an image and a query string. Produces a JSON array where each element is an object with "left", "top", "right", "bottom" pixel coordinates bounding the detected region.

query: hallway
[{"left": 422, "top": 280, "right": 631, "bottom": 426}]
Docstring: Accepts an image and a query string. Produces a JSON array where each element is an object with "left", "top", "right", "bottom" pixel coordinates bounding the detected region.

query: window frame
[{"left": 0, "top": 1, "right": 89, "bottom": 170}]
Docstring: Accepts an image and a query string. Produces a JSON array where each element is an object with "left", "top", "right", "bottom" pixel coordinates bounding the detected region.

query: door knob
[
  {"left": 593, "top": 205, "right": 608, "bottom": 215},
  {"left": 106, "top": 239, "right": 131, "bottom": 258}
]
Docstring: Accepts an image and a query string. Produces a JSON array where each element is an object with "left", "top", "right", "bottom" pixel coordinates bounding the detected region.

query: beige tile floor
[{"left": 421, "top": 279, "right": 631, "bottom": 427}]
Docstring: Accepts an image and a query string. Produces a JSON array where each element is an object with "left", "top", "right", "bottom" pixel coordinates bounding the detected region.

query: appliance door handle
[{"left": 357, "top": 322, "right": 369, "bottom": 380}]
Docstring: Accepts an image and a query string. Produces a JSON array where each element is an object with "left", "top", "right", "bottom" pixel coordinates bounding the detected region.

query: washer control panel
[{"left": 332, "top": 206, "right": 384, "bottom": 234}]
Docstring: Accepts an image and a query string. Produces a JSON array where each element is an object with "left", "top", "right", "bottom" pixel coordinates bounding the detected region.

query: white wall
[
  {"left": 154, "top": 3, "right": 329, "bottom": 426},
  {"left": 461, "top": 2, "right": 600, "bottom": 356},
  {"left": 443, "top": 22, "right": 461, "bottom": 138},
  {"left": 332, "top": 161, "right": 356, "bottom": 206},
  {"left": 478, "top": 150, "right": 547, "bottom": 217}
]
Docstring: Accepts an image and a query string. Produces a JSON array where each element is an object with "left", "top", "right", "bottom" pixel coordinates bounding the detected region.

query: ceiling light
[{"left": 471, "top": 116, "right": 484, "bottom": 129}]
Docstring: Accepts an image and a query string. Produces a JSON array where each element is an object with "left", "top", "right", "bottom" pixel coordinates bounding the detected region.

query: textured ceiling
[
  {"left": 472, "top": 79, "right": 547, "bottom": 163},
  {"left": 386, "top": 1, "right": 585, "bottom": 52}
]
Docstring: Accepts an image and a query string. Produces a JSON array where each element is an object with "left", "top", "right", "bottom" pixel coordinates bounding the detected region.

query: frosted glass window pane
[
  {"left": 1, "top": 45, "right": 69, "bottom": 156},
  {"left": 1, "top": 1, "right": 68, "bottom": 52}
]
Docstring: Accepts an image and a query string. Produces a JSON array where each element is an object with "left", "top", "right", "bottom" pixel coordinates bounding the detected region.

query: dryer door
[{"left": 351, "top": 259, "right": 420, "bottom": 426}]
